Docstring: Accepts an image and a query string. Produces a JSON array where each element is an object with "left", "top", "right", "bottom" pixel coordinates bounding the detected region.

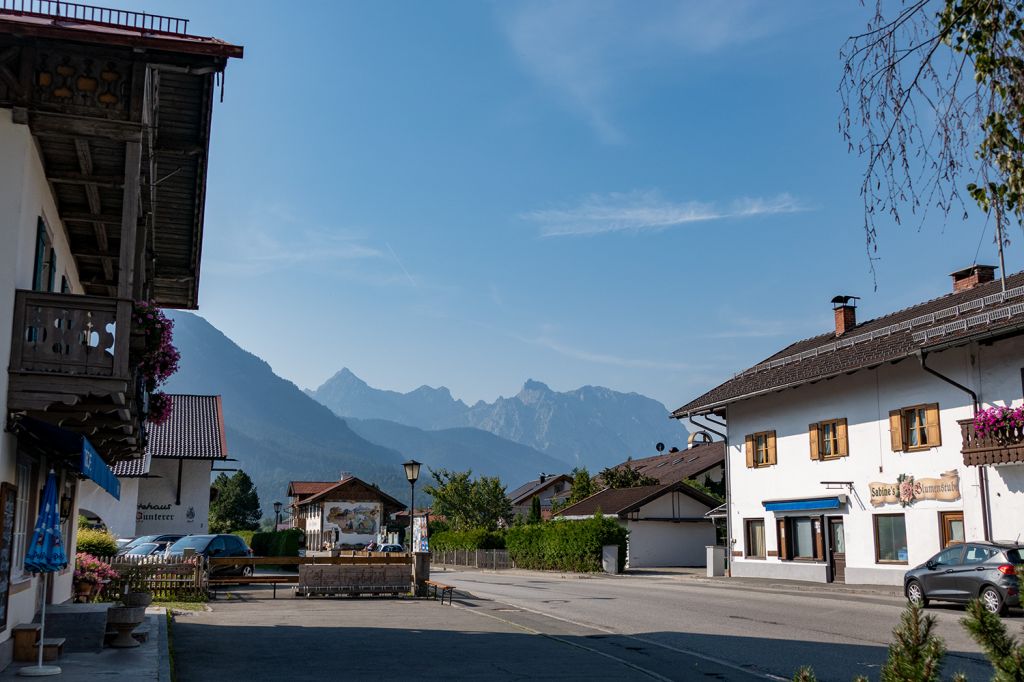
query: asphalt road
[{"left": 437, "top": 568, "right": 1013, "bottom": 681}]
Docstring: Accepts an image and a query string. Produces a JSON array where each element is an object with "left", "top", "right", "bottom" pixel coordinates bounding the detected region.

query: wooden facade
[{"left": 959, "top": 419, "right": 1024, "bottom": 466}]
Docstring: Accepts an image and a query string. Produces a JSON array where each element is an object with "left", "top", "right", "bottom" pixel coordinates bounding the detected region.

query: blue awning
[
  {"left": 11, "top": 416, "right": 120, "bottom": 500},
  {"left": 763, "top": 495, "right": 845, "bottom": 512}
]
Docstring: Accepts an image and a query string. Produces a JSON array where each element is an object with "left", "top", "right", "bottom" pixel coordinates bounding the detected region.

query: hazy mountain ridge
[{"left": 311, "top": 371, "right": 688, "bottom": 470}]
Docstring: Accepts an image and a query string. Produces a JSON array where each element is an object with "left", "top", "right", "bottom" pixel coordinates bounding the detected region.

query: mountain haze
[{"left": 311, "top": 370, "right": 688, "bottom": 470}]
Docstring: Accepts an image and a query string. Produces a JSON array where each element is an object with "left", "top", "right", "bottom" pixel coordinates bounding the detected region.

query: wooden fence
[
  {"left": 94, "top": 555, "right": 208, "bottom": 601},
  {"left": 431, "top": 549, "right": 515, "bottom": 570}
]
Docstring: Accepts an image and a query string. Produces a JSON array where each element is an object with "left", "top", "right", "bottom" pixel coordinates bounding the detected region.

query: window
[
  {"left": 776, "top": 516, "right": 824, "bottom": 561},
  {"left": 745, "top": 519, "right": 766, "bottom": 558},
  {"left": 933, "top": 545, "right": 965, "bottom": 566},
  {"left": 32, "top": 218, "right": 55, "bottom": 293},
  {"left": 874, "top": 514, "right": 908, "bottom": 563},
  {"left": 809, "top": 419, "right": 849, "bottom": 460},
  {"left": 889, "top": 404, "right": 941, "bottom": 451},
  {"left": 11, "top": 461, "right": 32, "bottom": 579},
  {"left": 744, "top": 431, "right": 777, "bottom": 468},
  {"left": 963, "top": 545, "right": 997, "bottom": 565}
]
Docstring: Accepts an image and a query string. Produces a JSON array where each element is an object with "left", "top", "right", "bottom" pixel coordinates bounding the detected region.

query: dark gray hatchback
[{"left": 904, "top": 542, "right": 1022, "bottom": 615}]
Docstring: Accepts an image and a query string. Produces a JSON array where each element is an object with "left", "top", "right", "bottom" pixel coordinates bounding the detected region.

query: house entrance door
[{"left": 828, "top": 517, "right": 846, "bottom": 584}]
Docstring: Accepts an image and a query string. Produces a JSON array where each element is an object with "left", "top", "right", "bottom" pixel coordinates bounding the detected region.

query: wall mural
[
  {"left": 323, "top": 502, "right": 380, "bottom": 537},
  {"left": 869, "top": 470, "right": 961, "bottom": 507}
]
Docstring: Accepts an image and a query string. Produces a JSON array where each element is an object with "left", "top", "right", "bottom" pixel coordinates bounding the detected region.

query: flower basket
[{"left": 973, "top": 405, "right": 1024, "bottom": 443}]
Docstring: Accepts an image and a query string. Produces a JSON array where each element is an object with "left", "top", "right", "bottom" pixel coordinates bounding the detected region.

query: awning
[
  {"left": 10, "top": 416, "right": 120, "bottom": 500},
  {"left": 763, "top": 494, "right": 846, "bottom": 512}
]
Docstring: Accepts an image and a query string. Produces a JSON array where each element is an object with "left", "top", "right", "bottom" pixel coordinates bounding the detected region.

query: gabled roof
[
  {"left": 674, "top": 271, "right": 1024, "bottom": 416},
  {"left": 287, "top": 481, "right": 336, "bottom": 497},
  {"left": 608, "top": 443, "right": 725, "bottom": 485},
  {"left": 292, "top": 476, "right": 407, "bottom": 511},
  {"left": 555, "top": 481, "right": 719, "bottom": 518},
  {"left": 146, "top": 395, "right": 227, "bottom": 460},
  {"left": 507, "top": 474, "right": 572, "bottom": 505}
]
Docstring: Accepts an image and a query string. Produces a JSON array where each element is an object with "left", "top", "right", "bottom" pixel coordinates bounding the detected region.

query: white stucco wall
[
  {"left": 135, "top": 459, "right": 213, "bottom": 535},
  {"left": 77, "top": 478, "right": 140, "bottom": 540},
  {"left": 625, "top": 520, "right": 715, "bottom": 567},
  {"left": 724, "top": 337, "right": 1024, "bottom": 586}
]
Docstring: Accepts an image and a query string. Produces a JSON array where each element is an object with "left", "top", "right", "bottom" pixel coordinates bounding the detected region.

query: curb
[{"left": 155, "top": 609, "right": 171, "bottom": 682}]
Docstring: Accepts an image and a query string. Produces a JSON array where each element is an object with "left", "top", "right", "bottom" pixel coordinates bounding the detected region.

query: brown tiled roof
[
  {"left": 146, "top": 395, "right": 227, "bottom": 460},
  {"left": 610, "top": 443, "right": 725, "bottom": 484},
  {"left": 555, "top": 481, "right": 719, "bottom": 518},
  {"left": 291, "top": 476, "right": 407, "bottom": 512},
  {"left": 287, "top": 481, "right": 336, "bottom": 497},
  {"left": 673, "top": 272, "right": 1024, "bottom": 416},
  {"left": 507, "top": 474, "right": 572, "bottom": 505}
]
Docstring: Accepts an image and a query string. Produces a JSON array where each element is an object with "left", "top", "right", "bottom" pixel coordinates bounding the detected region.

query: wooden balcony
[
  {"left": 959, "top": 419, "right": 1024, "bottom": 466},
  {"left": 7, "top": 290, "right": 143, "bottom": 461}
]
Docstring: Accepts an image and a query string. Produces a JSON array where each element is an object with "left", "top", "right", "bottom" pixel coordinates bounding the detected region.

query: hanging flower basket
[
  {"left": 130, "top": 301, "right": 180, "bottom": 425},
  {"left": 973, "top": 405, "right": 1024, "bottom": 443}
]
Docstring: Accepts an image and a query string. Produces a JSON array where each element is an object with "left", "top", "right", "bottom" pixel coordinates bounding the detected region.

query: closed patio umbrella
[{"left": 19, "top": 470, "right": 67, "bottom": 677}]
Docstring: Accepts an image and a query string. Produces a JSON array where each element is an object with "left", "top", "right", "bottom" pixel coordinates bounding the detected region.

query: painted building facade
[
  {"left": 674, "top": 267, "right": 1024, "bottom": 586},
  {"left": 290, "top": 476, "right": 406, "bottom": 550}
]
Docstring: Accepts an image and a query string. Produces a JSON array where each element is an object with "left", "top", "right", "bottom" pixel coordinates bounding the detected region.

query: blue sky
[{"left": 128, "top": 1, "right": 1022, "bottom": 407}]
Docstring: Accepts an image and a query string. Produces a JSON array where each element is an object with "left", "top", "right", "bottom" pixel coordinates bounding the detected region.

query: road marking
[{"left": 455, "top": 596, "right": 787, "bottom": 681}]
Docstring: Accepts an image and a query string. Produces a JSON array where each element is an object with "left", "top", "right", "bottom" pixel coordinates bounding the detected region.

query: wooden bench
[
  {"left": 423, "top": 580, "right": 455, "bottom": 605},
  {"left": 208, "top": 574, "right": 298, "bottom": 599},
  {"left": 12, "top": 624, "right": 40, "bottom": 662},
  {"left": 33, "top": 638, "right": 65, "bottom": 662}
]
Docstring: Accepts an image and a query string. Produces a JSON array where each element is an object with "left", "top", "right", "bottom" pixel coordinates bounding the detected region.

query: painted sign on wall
[
  {"left": 869, "top": 470, "right": 961, "bottom": 507},
  {"left": 322, "top": 502, "right": 380, "bottom": 541}
]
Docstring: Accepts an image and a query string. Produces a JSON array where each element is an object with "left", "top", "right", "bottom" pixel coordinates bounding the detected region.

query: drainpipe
[
  {"left": 686, "top": 410, "right": 730, "bottom": 575},
  {"left": 916, "top": 350, "right": 990, "bottom": 541}
]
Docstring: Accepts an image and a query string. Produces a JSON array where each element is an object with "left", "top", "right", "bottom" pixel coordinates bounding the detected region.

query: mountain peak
[
  {"left": 323, "top": 367, "right": 368, "bottom": 389},
  {"left": 521, "top": 379, "right": 551, "bottom": 392}
]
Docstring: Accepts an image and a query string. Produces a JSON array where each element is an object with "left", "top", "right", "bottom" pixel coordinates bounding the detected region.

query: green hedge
[
  {"left": 233, "top": 531, "right": 256, "bottom": 549},
  {"left": 250, "top": 529, "right": 303, "bottom": 557},
  {"left": 431, "top": 528, "right": 506, "bottom": 551},
  {"left": 76, "top": 528, "right": 119, "bottom": 557},
  {"left": 505, "top": 515, "right": 627, "bottom": 573}
]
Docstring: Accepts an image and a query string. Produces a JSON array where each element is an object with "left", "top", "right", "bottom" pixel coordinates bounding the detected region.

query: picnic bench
[
  {"left": 295, "top": 564, "right": 410, "bottom": 598},
  {"left": 423, "top": 579, "right": 455, "bottom": 605},
  {"left": 208, "top": 574, "right": 299, "bottom": 599}
]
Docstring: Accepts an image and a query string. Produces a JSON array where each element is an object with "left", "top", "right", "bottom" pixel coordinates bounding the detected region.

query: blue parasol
[
  {"left": 18, "top": 470, "right": 66, "bottom": 678},
  {"left": 24, "top": 470, "right": 67, "bottom": 574}
]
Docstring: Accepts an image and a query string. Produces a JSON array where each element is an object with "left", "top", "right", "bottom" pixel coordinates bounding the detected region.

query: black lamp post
[
  {"left": 403, "top": 459, "right": 421, "bottom": 553},
  {"left": 273, "top": 500, "right": 282, "bottom": 530}
]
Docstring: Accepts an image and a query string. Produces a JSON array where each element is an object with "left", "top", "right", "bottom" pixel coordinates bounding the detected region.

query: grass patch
[{"left": 155, "top": 600, "right": 207, "bottom": 612}]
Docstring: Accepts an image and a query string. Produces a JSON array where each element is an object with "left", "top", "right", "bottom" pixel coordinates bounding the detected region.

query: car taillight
[{"left": 997, "top": 564, "right": 1017, "bottom": 575}]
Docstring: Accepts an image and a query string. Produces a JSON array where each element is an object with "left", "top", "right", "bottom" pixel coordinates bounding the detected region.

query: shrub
[
  {"left": 76, "top": 528, "right": 118, "bottom": 557},
  {"left": 74, "top": 553, "right": 118, "bottom": 583},
  {"left": 250, "top": 529, "right": 303, "bottom": 557},
  {"left": 431, "top": 528, "right": 506, "bottom": 551},
  {"left": 250, "top": 532, "right": 273, "bottom": 556},
  {"left": 506, "top": 514, "right": 627, "bottom": 573},
  {"left": 233, "top": 530, "right": 256, "bottom": 549}
]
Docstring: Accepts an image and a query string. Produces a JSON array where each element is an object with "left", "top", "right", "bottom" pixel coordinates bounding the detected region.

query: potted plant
[
  {"left": 130, "top": 301, "right": 180, "bottom": 426},
  {"left": 973, "top": 405, "right": 1024, "bottom": 443},
  {"left": 73, "top": 553, "right": 118, "bottom": 603}
]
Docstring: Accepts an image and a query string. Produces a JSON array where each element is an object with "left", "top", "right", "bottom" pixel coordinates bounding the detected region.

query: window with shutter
[
  {"left": 889, "top": 410, "right": 904, "bottom": 451},
  {"left": 808, "top": 423, "right": 820, "bottom": 460},
  {"left": 897, "top": 403, "right": 940, "bottom": 451},
  {"left": 744, "top": 435, "right": 754, "bottom": 468},
  {"left": 747, "top": 431, "right": 775, "bottom": 468},
  {"left": 925, "top": 404, "right": 941, "bottom": 447},
  {"left": 810, "top": 419, "right": 849, "bottom": 460}
]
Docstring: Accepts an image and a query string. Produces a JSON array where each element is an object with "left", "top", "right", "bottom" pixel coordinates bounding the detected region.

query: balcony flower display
[
  {"left": 973, "top": 405, "right": 1024, "bottom": 440},
  {"left": 131, "top": 301, "right": 180, "bottom": 425}
]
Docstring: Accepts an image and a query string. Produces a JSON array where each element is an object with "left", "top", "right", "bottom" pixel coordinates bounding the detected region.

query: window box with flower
[
  {"left": 959, "top": 404, "right": 1024, "bottom": 466},
  {"left": 131, "top": 301, "right": 180, "bottom": 427}
]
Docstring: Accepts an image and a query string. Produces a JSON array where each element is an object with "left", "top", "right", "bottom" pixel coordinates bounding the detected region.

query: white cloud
[
  {"left": 524, "top": 190, "right": 807, "bottom": 237},
  {"left": 498, "top": 1, "right": 785, "bottom": 142},
  {"left": 520, "top": 334, "right": 695, "bottom": 371}
]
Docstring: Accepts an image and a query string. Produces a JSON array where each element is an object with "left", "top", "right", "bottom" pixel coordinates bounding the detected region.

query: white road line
[{"left": 455, "top": 595, "right": 788, "bottom": 682}]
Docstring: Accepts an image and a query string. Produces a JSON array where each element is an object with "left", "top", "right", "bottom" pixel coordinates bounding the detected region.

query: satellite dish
[{"left": 655, "top": 442, "right": 665, "bottom": 452}]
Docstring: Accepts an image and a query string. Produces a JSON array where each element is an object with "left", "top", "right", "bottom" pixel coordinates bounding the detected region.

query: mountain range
[{"left": 309, "top": 368, "right": 688, "bottom": 470}]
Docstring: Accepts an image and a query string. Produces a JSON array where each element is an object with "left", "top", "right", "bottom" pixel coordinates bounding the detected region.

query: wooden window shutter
[
  {"left": 767, "top": 431, "right": 778, "bottom": 465},
  {"left": 776, "top": 519, "right": 788, "bottom": 560},
  {"left": 745, "top": 434, "right": 754, "bottom": 468},
  {"left": 888, "top": 410, "right": 904, "bottom": 451},
  {"left": 837, "top": 418, "right": 849, "bottom": 457},
  {"left": 814, "top": 516, "right": 824, "bottom": 560},
  {"left": 925, "top": 403, "right": 941, "bottom": 447},
  {"left": 808, "top": 423, "right": 820, "bottom": 460}
]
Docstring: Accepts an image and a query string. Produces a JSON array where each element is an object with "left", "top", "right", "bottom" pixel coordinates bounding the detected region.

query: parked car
[
  {"left": 377, "top": 544, "right": 404, "bottom": 553},
  {"left": 122, "top": 542, "right": 164, "bottom": 557},
  {"left": 165, "top": 534, "right": 254, "bottom": 576},
  {"left": 904, "top": 541, "right": 1022, "bottom": 615},
  {"left": 118, "top": 534, "right": 185, "bottom": 555}
]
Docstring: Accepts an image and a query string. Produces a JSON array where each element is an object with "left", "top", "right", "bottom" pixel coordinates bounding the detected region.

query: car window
[
  {"left": 934, "top": 545, "right": 964, "bottom": 566},
  {"left": 963, "top": 546, "right": 998, "bottom": 564},
  {"left": 227, "top": 537, "right": 246, "bottom": 552},
  {"left": 208, "top": 537, "right": 227, "bottom": 554},
  {"left": 1007, "top": 549, "right": 1023, "bottom": 564},
  {"left": 126, "top": 543, "right": 158, "bottom": 555},
  {"left": 169, "top": 536, "right": 213, "bottom": 553}
]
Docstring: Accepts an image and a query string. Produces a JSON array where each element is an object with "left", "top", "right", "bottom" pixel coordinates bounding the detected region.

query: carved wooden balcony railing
[
  {"left": 8, "top": 289, "right": 142, "bottom": 460},
  {"left": 959, "top": 418, "right": 1024, "bottom": 466}
]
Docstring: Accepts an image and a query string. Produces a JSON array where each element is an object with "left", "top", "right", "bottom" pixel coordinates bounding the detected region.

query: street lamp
[
  {"left": 403, "top": 459, "right": 421, "bottom": 553},
  {"left": 273, "top": 500, "right": 282, "bottom": 529}
]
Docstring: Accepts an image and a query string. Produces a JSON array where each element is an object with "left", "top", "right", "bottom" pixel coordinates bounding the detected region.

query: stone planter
[
  {"left": 121, "top": 591, "right": 152, "bottom": 608},
  {"left": 106, "top": 606, "right": 146, "bottom": 648},
  {"left": 74, "top": 580, "right": 97, "bottom": 603}
]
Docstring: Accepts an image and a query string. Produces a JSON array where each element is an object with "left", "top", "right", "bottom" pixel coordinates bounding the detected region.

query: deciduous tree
[
  {"left": 209, "top": 470, "right": 262, "bottom": 533},
  {"left": 422, "top": 469, "right": 512, "bottom": 531}
]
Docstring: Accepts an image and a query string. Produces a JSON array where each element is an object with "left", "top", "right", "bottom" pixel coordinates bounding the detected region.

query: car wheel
[
  {"left": 906, "top": 580, "right": 929, "bottom": 607},
  {"left": 981, "top": 586, "right": 1006, "bottom": 616},
  {"left": 240, "top": 564, "right": 254, "bottom": 578}
]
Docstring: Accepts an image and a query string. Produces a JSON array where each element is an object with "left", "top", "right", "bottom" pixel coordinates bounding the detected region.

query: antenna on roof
[{"left": 655, "top": 442, "right": 665, "bottom": 452}]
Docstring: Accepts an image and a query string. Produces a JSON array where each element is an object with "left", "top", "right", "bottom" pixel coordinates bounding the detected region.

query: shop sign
[{"left": 869, "top": 470, "right": 961, "bottom": 507}]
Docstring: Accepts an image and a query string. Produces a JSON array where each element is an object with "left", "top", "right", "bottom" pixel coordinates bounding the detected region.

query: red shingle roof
[{"left": 287, "top": 482, "right": 336, "bottom": 497}]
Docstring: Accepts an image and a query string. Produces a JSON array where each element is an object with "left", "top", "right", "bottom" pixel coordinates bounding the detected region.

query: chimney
[
  {"left": 339, "top": 471, "right": 351, "bottom": 481},
  {"left": 951, "top": 265, "right": 997, "bottom": 293},
  {"left": 539, "top": 473, "right": 547, "bottom": 484},
  {"left": 831, "top": 295, "right": 859, "bottom": 337}
]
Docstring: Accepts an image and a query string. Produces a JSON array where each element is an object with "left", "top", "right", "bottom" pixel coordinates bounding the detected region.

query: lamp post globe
[
  {"left": 273, "top": 500, "right": 282, "bottom": 529},
  {"left": 402, "top": 460, "right": 422, "bottom": 553}
]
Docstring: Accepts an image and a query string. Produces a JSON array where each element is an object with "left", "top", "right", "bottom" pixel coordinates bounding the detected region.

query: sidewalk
[{"left": 0, "top": 608, "right": 170, "bottom": 682}]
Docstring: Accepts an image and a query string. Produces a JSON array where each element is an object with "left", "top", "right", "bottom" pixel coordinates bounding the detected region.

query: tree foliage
[
  {"left": 527, "top": 495, "right": 543, "bottom": 524},
  {"left": 209, "top": 470, "right": 262, "bottom": 533},
  {"left": 567, "top": 467, "right": 597, "bottom": 504},
  {"left": 599, "top": 463, "right": 659, "bottom": 489},
  {"left": 879, "top": 603, "right": 948, "bottom": 682},
  {"left": 961, "top": 598, "right": 1024, "bottom": 680},
  {"left": 421, "top": 468, "right": 511, "bottom": 531},
  {"left": 840, "top": 0, "right": 1024, "bottom": 274}
]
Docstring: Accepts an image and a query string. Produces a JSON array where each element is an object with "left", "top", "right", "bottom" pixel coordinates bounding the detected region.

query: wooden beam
[
  {"left": 118, "top": 141, "right": 142, "bottom": 299},
  {"left": 29, "top": 111, "right": 143, "bottom": 143},
  {"left": 61, "top": 211, "right": 123, "bottom": 224},
  {"left": 48, "top": 172, "right": 124, "bottom": 189}
]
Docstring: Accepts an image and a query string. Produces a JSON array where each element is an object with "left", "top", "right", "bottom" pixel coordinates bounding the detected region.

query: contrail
[{"left": 385, "top": 241, "right": 417, "bottom": 288}]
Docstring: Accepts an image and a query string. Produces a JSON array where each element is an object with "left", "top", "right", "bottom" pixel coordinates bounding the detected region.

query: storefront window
[
  {"left": 793, "top": 518, "right": 814, "bottom": 558},
  {"left": 874, "top": 514, "right": 908, "bottom": 563}
]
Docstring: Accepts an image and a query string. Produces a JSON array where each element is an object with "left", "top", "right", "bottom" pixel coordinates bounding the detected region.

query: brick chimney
[
  {"left": 831, "top": 295, "right": 859, "bottom": 337},
  {"left": 951, "top": 265, "right": 997, "bottom": 293}
]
